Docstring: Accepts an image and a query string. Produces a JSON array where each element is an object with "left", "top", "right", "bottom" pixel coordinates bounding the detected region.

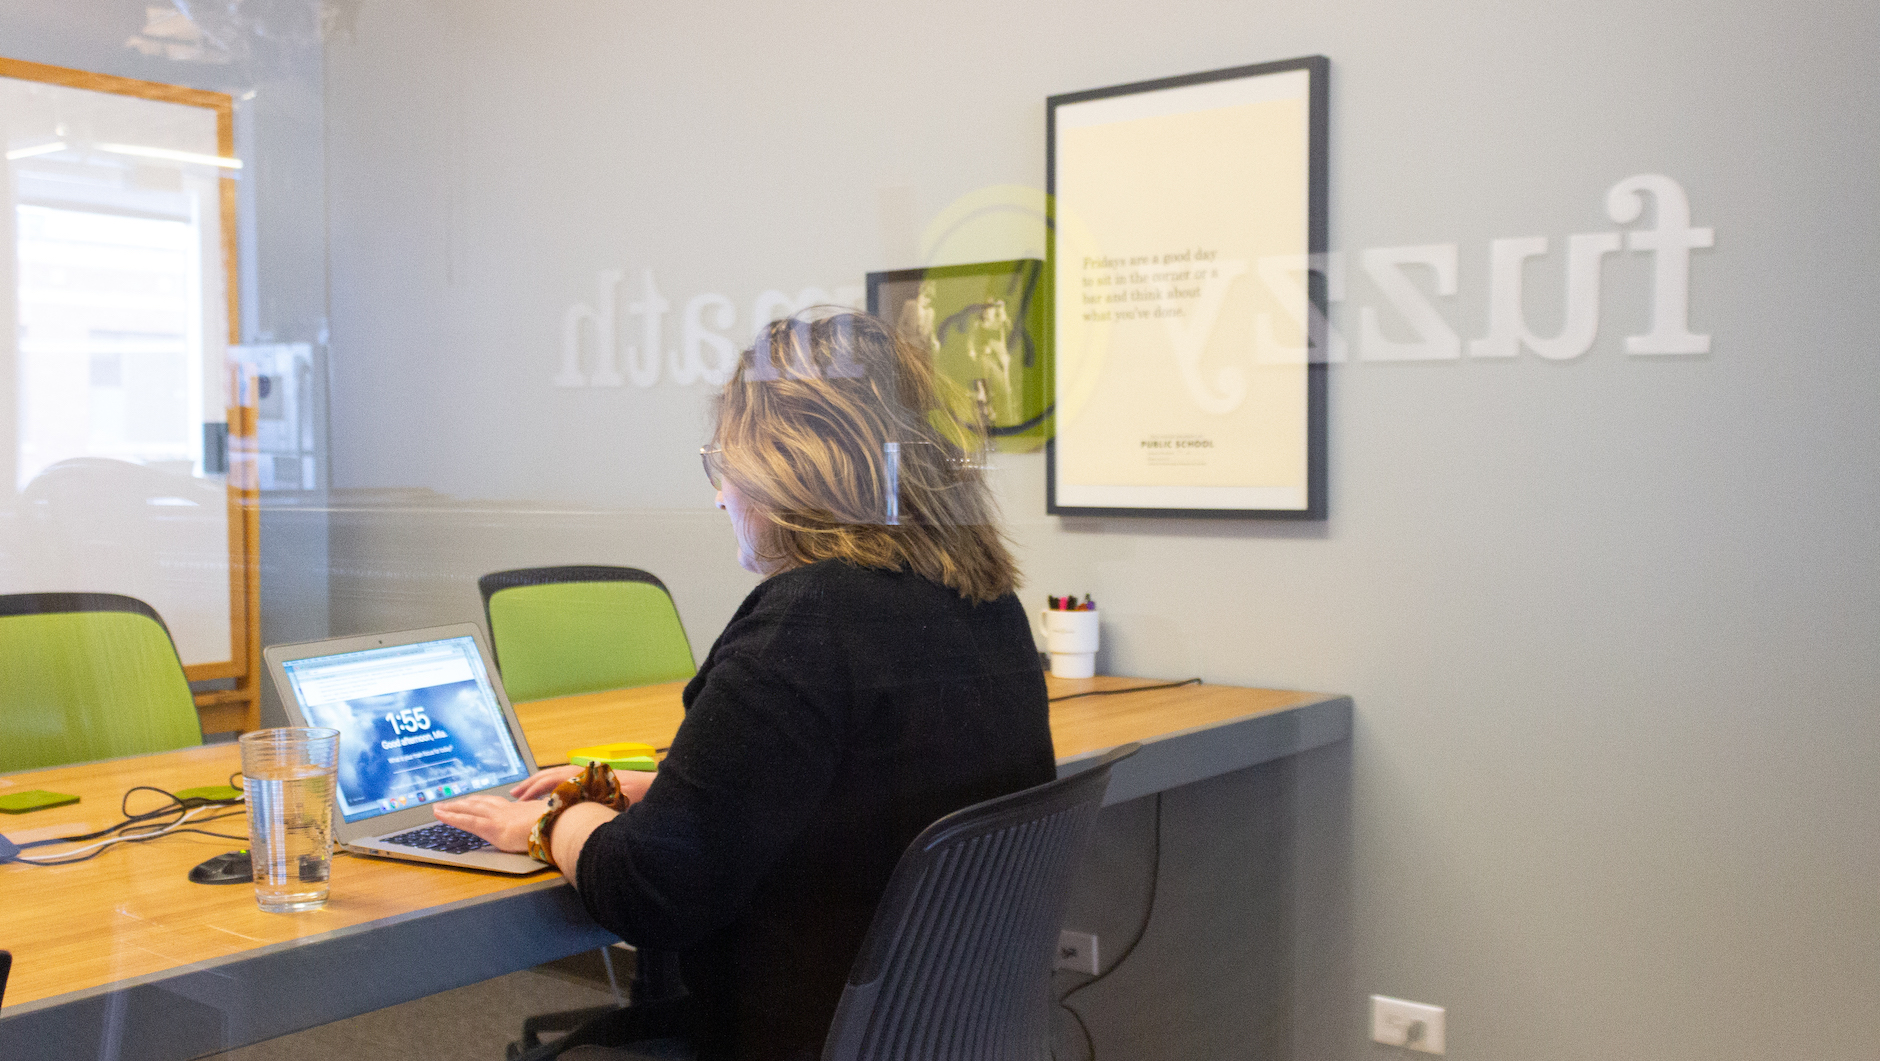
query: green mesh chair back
[
  {"left": 478, "top": 566, "right": 697, "bottom": 703},
  {"left": 0, "top": 593, "right": 204, "bottom": 773}
]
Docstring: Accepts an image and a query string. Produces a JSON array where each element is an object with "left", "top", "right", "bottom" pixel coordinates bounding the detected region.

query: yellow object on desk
[{"left": 568, "top": 741, "right": 658, "bottom": 771}]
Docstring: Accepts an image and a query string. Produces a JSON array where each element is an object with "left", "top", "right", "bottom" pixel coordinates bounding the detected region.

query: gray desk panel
[
  {"left": 1057, "top": 692, "right": 1353, "bottom": 806},
  {"left": 0, "top": 872, "right": 616, "bottom": 1061}
]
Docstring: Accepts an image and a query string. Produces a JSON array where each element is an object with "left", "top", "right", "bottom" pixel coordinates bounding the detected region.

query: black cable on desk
[
  {"left": 1048, "top": 677, "right": 1202, "bottom": 703},
  {"left": 1042, "top": 679, "right": 1193, "bottom": 1055},
  {"left": 10, "top": 814, "right": 253, "bottom": 866},
  {"left": 2, "top": 782, "right": 248, "bottom": 866}
]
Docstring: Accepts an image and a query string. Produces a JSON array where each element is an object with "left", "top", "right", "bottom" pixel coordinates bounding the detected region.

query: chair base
[
  {"left": 510, "top": 1005, "right": 624, "bottom": 1060},
  {"left": 510, "top": 948, "right": 689, "bottom": 1061},
  {"left": 507, "top": 996, "right": 700, "bottom": 1061}
]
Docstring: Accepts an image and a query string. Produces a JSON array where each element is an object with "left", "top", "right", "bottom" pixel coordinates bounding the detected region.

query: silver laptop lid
[{"left": 263, "top": 624, "right": 538, "bottom": 840}]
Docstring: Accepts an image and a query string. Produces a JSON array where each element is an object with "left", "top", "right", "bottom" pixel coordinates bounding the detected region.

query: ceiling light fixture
[
  {"left": 97, "top": 143, "right": 242, "bottom": 169},
  {"left": 5, "top": 140, "right": 67, "bottom": 161}
]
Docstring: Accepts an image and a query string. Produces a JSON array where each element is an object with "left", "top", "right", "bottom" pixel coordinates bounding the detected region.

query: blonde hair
[{"left": 710, "top": 311, "right": 1019, "bottom": 602}]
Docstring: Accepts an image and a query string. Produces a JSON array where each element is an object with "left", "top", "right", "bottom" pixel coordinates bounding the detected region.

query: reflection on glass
[
  {"left": 1, "top": 66, "right": 251, "bottom": 684},
  {"left": 16, "top": 204, "right": 204, "bottom": 488}
]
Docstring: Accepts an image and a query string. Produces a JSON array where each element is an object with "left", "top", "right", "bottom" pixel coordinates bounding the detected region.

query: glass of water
[{"left": 239, "top": 727, "right": 340, "bottom": 913}]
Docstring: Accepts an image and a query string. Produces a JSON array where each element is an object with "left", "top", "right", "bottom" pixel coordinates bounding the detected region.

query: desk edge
[{"left": 1057, "top": 691, "right": 1353, "bottom": 805}]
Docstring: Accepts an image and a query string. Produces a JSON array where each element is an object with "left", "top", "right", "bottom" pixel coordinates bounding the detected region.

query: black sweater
[{"left": 575, "top": 561, "right": 1056, "bottom": 1061}]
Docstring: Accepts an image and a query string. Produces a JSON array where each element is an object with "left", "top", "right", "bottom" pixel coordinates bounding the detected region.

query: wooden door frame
[{"left": 0, "top": 56, "right": 260, "bottom": 733}]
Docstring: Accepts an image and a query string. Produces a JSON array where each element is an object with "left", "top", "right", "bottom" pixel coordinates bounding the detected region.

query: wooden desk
[
  {"left": 0, "top": 676, "right": 1350, "bottom": 1061},
  {"left": 518, "top": 675, "right": 1351, "bottom": 807}
]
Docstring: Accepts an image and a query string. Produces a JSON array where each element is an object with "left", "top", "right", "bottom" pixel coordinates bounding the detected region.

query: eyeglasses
[
  {"left": 701, "top": 440, "right": 977, "bottom": 493},
  {"left": 699, "top": 446, "right": 724, "bottom": 490}
]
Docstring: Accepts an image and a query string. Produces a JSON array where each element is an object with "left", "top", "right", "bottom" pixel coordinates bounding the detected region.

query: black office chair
[
  {"left": 821, "top": 742, "right": 1138, "bottom": 1061},
  {"left": 1, "top": 949, "right": 12, "bottom": 1009},
  {"left": 541, "top": 742, "right": 1139, "bottom": 1061}
]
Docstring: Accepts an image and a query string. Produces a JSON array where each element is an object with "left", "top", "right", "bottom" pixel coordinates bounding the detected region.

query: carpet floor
[{"left": 199, "top": 949, "right": 625, "bottom": 1061}]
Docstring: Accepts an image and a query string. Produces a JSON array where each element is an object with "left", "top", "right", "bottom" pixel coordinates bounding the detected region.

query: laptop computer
[{"left": 263, "top": 624, "right": 549, "bottom": 874}]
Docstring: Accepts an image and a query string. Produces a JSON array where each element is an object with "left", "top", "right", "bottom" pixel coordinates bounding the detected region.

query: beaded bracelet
[{"left": 528, "top": 761, "right": 629, "bottom": 867}]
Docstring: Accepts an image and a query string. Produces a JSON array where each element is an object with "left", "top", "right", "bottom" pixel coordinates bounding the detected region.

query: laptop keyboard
[{"left": 382, "top": 823, "right": 492, "bottom": 854}]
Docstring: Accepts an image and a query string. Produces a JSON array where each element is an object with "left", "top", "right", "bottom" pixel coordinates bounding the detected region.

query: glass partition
[
  {"left": 1, "top": 6, "right": 1858, "bottom": 1061},
  {"left": 0, "top": 57, "right": 259, "bottom": 732}
]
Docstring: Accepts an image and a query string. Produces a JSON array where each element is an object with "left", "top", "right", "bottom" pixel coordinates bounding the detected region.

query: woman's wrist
[{"left": 549, "top": 800, "right": 619, "bottom": 886}]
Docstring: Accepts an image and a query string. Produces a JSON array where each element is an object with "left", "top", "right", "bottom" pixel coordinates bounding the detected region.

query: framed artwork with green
[{"left": 866, "top": 259, "right": 1051, "bottom": 453}]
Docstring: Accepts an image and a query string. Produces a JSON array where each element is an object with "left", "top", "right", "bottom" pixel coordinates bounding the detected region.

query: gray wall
[{"left": 318, "top": 3, "right": 1879, "bottom": 1061}]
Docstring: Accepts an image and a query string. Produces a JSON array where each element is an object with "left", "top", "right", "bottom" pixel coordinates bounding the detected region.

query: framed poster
[
  {"left": 1046, "top": 56, "right": 1328, "bottom": 518},
  {"left": 867, "top": 259, "right": 1051, "bottom": 452}
]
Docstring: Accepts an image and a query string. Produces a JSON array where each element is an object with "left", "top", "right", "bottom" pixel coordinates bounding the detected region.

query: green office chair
[
  {"left": 478, "top": 567, "right": 696, "bottom": 1058},
  {"left": 478, "top": 566, "right": 697, "bottom": 703},
  {"left": 0, "top": 593, "right": 203, "bottom": 773}
]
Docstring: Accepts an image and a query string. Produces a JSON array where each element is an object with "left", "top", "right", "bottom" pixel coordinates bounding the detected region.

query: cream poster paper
[{"left": 1054, "top": 71, "right": 1310, "bottom": 511}]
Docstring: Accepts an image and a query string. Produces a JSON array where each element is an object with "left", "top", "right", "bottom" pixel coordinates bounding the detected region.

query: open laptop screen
[{"left": 277, "top": 635, "right": 531, "bottom": 824}]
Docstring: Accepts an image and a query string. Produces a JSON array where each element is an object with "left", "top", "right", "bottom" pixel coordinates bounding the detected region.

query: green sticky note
[
  {"left": 0, "top": 789, "right": 80, "bottom": 814},
  {"left": 175, "top": 785, "right": 243, "bottom": 802}
]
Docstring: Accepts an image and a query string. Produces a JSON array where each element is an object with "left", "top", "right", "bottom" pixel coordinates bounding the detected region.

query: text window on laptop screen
[{"left": 281, "top": 636, "right": 529, "bottom": 822}]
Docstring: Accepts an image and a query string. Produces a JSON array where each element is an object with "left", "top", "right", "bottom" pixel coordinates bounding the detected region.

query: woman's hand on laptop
[
  {"left": 433, "top": 795, "right": 544, "bottom": 853},
  {"left": 438, "top": 769, "right": 658, "bottom": 857},
  {"left": 510, "top": 766, "right": 584, "bottom": 801}
]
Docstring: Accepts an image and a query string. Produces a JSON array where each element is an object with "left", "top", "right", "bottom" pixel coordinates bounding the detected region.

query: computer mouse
[{"left": 189, "top": 850, "right": 253, "bottom": 885}]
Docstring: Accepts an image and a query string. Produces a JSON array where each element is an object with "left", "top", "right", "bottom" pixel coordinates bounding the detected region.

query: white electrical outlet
[
  {"left": 1055, "top": 930, "right": 1099, "bottom": 975},
  {"left": 1371, "top": 995, "right": 1445, "bottom": 1054}
]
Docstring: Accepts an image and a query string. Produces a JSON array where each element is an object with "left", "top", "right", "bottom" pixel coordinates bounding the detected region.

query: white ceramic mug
[{"left": 1041, "top": 609, "right": 1099, "bottom": 678}]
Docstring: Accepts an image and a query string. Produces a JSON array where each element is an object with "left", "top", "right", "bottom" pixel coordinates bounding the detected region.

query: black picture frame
[
  {"left": 866, "top": 259, "right": 1052, "bottom": 453},
  {"left": 1045, "top": 56, "right": 1328, "bottom": 520}
]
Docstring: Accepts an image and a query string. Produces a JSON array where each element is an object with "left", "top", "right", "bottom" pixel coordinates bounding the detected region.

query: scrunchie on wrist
[{"left": 528, "top": 761, "right": 630, "bottom": 867}]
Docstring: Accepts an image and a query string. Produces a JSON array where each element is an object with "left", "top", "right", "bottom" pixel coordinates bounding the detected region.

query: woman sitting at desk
[{"left": 437, "top": 311, "right": 1055, "bottom": 1061}]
